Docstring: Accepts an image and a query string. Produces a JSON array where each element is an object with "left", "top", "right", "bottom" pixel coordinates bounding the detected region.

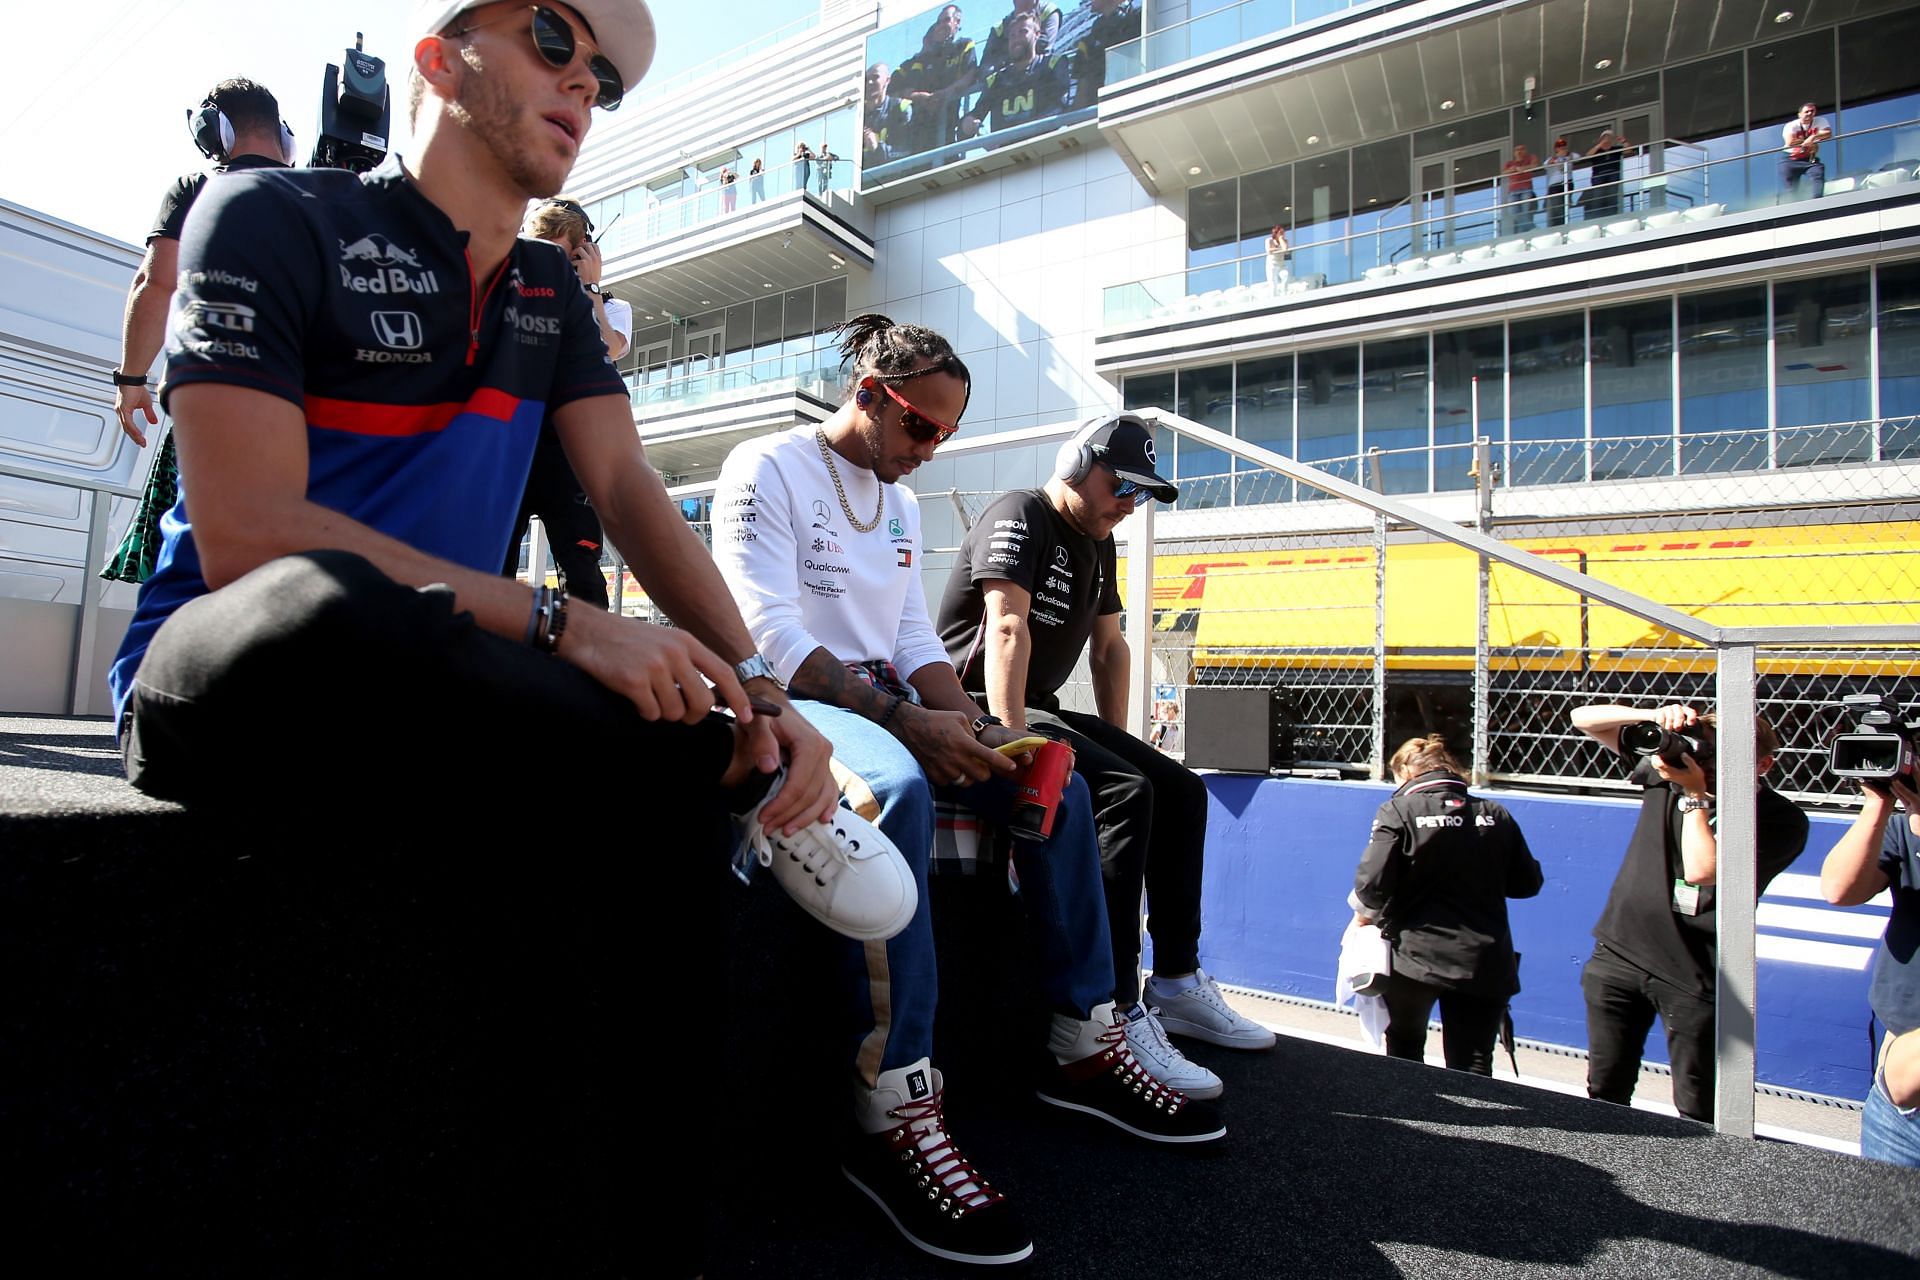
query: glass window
[
  {"left": 1590, "top": 300, "right": 1674, "bottom": 480},
  {"left": 1837, "top": 10, "right": 1920, "bottom": 178},
  {"left": 1775, "top": 271, "right": 1872, "bottom": 463},
  {"left": 1679, "top": 285, "right": 1769, "bottom": 473},
  {"left": 816, "top": 277, "right": 849, "bottom": 335},
  {"left": 1350, "top": 138, "right": 1412, "bottom": 278},
  {"left": 1174, "top": 363, "right": 1234, "bottom": 509},
  {"left": 1362, "top": 337, "right": 1430, "bottom": 494},
  {"left": 1124, "top": 373, "right": 1176, "bottom": 477},
  {"left": 1877, "top": 262, "right": 1920, "bottom": 459},
  {"left": 1186, "top": 178, "right": 1240, "bottom": 295},
  {"left": 723, "top": 304, "right": 754, "bottom": 362},
  {"left": 1292, "top": 151, "right": 1352, "bottom": 290},
  {"left": 1432, "top": 325, "right": 1504, "bottom": 492},
  {"left": 1239, "top": 166, "right": 1291, "bottom": 290},
  {"left": 822, "top": 106, "right": 857, "bottom": 188},
  {"left": 1296, "top": 345, "right": 1360, "bottom": 490},
  {"left": 1664, "top": 52, "right": 1749, "bottom": 211},
  {"left": 1748, "top": 31, "right": 1837, "bottom": 204},
  {"left": 1507, "top": 313, "right": 1587, "bottom": 485},
  {"left": 1235, "top": 355, "right": 1295, "bottom": 504}
]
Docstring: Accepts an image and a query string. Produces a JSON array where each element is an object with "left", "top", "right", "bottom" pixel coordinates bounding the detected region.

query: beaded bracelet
[{"left": 876, "top": 694, "right": 904, "bottom": 733}]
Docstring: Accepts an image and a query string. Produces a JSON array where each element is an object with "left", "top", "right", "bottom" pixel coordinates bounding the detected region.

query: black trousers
[
  {"left": 502, "top": 424, "right": 611, "bottom": 611},
  {"left": 1024, "top": 707, "right": 1207, "bottom": 1006},
  {"left": 1582, "top": 941, "right": 1717, "bottom": 1123},
  {"left": 123, "top": 549, "right": 736, "bottom": 1274},
  {"left": 1381, "top": 971, "right": 1505, "bottom": 1075}
]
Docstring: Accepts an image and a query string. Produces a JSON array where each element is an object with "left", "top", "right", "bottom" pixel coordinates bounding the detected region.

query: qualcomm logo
[{"left": 371, "top": 310, "right": 422, "bottom": 349}]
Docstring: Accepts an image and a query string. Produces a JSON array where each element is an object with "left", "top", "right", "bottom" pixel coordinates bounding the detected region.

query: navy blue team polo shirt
[{"left": 108, "top": 156, "right": 626, "bottom": 725}]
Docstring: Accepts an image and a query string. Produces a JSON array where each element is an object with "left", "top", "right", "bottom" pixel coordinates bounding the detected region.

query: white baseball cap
[{"left": 414, "top": 2, "right": 657, "bottom": 90}]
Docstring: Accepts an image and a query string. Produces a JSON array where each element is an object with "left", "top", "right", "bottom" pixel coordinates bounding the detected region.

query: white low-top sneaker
[
  {"left": 1148, "top": 969, "right": 1279, "bottom": 1050},
  {"left": 734, "top": 769, "right": 917, "bottom": 942},
  {"left": 1120, "top": 1002, "right": 1223, "bottom": 1100}
]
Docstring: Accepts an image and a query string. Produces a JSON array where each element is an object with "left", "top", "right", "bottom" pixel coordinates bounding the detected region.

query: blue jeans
[
  {"left": 792, "top": 700, "right": 1115, "bottom": 1086},
  {"left": 1861, "top": 1072, "right": 1920, "bottom": 1168}
]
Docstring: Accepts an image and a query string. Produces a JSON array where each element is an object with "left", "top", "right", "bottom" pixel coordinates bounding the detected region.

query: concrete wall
[{"left": 1191, "top": 774, "right": 1883, "bottom": 1101}]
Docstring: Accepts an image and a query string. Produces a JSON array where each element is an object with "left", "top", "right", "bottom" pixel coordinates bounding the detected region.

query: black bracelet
[
  {"left": 876, "top": 695, "right": 903, "bottom": 733},
  {"left": 537, "top": 588, "right": 570, "bottom": 654}
]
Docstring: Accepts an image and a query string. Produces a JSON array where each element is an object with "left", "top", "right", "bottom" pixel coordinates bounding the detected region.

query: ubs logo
[{"left": 371, "top": 310, "right": 422, "bottom": 350}]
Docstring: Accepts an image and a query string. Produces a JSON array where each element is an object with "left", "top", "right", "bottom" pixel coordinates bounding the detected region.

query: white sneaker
[
  {"left": 1121, "top": 1002, "right": 1224, "bottom": 1100},
  {"left": 1148, "top": 969, "right": 1278, "bottom": 1050},
  {"left": 734, "top": 769, "right": 917, "bottom": 942}
]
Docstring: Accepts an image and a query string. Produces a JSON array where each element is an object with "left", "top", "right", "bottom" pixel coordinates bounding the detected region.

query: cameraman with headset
[
  {"left": 1820, "top": 768, "right": 1920, "bottom": 1167},
  {"left": 1570, "top": 702, "right": 1808, "bottom": 1122},
  {"left": 112, "top": 80, "right": 293, "bottom": 450}
]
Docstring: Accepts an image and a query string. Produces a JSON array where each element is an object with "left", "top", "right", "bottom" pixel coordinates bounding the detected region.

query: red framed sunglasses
[{"left": 877, "top": 381, "right": 959, "bottom": 445}]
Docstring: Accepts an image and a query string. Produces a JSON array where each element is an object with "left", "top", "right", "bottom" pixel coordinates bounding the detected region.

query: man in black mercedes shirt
[
  {"left": 937, "top": 413, "right": 1278, "bottom": 1104},
  {"left": 111, "top": 78, "right": 293, "bottom": 449},
  {"left": 1570, "top": 702, "right": 1809, "bottom": 1122}
]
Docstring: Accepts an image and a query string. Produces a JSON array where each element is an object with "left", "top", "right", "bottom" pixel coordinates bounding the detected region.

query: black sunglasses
[{"left": 455, "top": 5, "right": 624, "bottom": 111}]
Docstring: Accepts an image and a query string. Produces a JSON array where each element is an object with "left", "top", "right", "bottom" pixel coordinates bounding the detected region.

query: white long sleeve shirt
[{"left": 713, "top": 425, "right": 949, "bottom": 686}]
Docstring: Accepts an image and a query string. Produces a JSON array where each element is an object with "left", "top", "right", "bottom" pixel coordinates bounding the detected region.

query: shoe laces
[
  {"left": 1126, "top": 1005, "right": 1185, "bottom": 1068},
  {"left": 885, "top": 1087, "right": 1001, "bottom": 1213},
  {"left": 747, "top": 813, "right": 861, "bottom": 891},
  {"left": 1096, "top": 1017, "right": 1189, "bottom": 1113}
]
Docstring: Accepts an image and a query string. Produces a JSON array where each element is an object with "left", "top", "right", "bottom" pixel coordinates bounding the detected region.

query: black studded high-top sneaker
[
  {"left": 842, "top": 1058, "right": 1032, "bottom": 1266},
  {"left": 1037, "top": 1001, "right": 1227, "bottom": 1144}
]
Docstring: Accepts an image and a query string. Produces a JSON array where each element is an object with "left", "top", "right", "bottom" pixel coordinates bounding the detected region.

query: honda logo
[{"left": 371, "top": 310, "right": 423, "bottom": 350}]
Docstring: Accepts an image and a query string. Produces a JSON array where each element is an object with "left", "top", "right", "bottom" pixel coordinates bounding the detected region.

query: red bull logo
[{"left": 338, "top": 234, "right": 438, "bottom": 295}]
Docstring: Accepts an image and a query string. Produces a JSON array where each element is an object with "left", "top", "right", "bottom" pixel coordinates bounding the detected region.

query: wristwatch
[
  {"left": 1677, "top": 795, "right": 1713, "bottom": 813},
  {"left": 582, "top": 283, "right": 605, "bottom": 297},
  {"left": 111, "top": 369, "right": 148, "bottom": 386},
  {"left": 733, "top": 652, "right": 783, "bottom": 690},
  {"left": 970, "top": 713, "right": 1003, "bottom": 737}
]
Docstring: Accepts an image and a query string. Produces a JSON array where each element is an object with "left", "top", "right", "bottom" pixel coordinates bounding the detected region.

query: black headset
[
  {"left": 187, "top": 93, "right": 295, "bottom": 164},
  {"left": 544, "top": 198, "right": 595, "bottom": 237},
  {"left": 1055, "top": 413, "right": 1148, "bottom": 485}
]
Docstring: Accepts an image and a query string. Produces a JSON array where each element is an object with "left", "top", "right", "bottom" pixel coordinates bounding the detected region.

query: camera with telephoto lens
[
  {"left": 1826, "top": 694, "right": 1920, "bottom": 784},
  {"left": 310, "top": 33, "right": 390, "bottom": 173},
  {"left": 1619, "top": 719, "right": 1715, "bottom": 771}
]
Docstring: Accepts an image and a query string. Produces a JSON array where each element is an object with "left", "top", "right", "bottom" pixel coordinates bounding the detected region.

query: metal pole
[
  {"left": 1714, "top": 643, "right": 1760, "bottom": 1139},
  {"left": 526, "top": 517, "right": 550, "bottom": 589},
  {"left": 1473, "top": 431, "right": 1493, "bottom": 786},
  {"left": 611, "top": 554, "right": 627, "bottom": 615},
  {"left": 1124, "top": 500, "right": 1156, "bottom": 744},
  {"left": 69, "top": 492, "right": 115, "bottom": 717},
  {"left": 1368, "top": 448, "right": 1386, "bottom": 780}
]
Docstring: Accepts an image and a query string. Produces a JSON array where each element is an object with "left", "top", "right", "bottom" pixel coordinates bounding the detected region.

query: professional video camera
[
  {"left": 1619, "top": 719, "right": 1714, "bottom": 771},
  {"left": 1826, "top": 694, "right": 1920, "bottom": 784},
  {"left": 310, "top": 32, "right": 390, "bottom": 172}
]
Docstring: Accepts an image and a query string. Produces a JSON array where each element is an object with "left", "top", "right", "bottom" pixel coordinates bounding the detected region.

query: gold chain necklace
[{"left": 815, "top": 429, "right": 885, "bottom": 533}]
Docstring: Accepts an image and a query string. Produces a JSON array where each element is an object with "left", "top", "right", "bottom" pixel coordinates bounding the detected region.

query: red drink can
[{"left": 1009, "top": 738, "right": 1076, "bottom": 839}]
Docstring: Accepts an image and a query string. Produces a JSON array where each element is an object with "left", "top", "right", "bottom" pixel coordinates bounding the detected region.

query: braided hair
[{"left": 835, "top": 313, "right": 972, "bottom": 417}]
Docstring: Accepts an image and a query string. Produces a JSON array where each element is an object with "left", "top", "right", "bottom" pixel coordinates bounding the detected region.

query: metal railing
[
  {"left": 1106, "top": 0, "right": 1361, "bottom": 82},
  {"left": 1105, "top": 118, "right": 1920, "bottom": 327},
  {"left": 624, "top": 344, "right": 843, "bottom": 415},
  {"left": 599, "top": 156, "right": 854, "bottom": 262}
]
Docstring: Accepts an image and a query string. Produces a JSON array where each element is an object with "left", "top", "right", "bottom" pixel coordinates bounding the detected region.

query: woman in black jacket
[{"left": 1353, "top": 736, "right": 1544, "bottom": 1074}]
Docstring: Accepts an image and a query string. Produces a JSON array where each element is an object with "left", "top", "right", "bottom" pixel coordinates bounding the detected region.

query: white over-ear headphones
[{"left": 187, "top": 95, "right": 296, "bottom": 164}]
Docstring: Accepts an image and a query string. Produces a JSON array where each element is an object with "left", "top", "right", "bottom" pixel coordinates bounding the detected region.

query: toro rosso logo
[
  {"left": 339, "top": 234, "right": 422, "bottom": 266},
  {"left": 338, "top": 234, "right": 439, "bottom": 295}
]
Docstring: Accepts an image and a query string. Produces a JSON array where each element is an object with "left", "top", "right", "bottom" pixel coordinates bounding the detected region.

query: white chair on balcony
[
  {"left": 1529, "top": 230, "right": 1566, "bottom": 250},
  {"left": 1426, "top": 251, "right": 1460, "bottom": 269},
  {"left": 1363, "top": 264, "right": 1398, "bottom": 282},
  {"left": 1863, "top": 168, "right": 1917, "bottom": 190},
  {"left": 1823, "top": 177, "right": 1859, "bottom": 196},
  {"left": 1565, "top": 225, "right": 1605, "bottom": 243},
  {"left": 1603, "top": 218, "right": 1643, "bottom": 236},
  {"left": 1681, "top": 202, "right": 1727, "bottom": 222},
  {"left": 1289, "top": 273, "right": 1327, "bottom": 292},
  {"left": 1643, "top": 210, "right": 1686, "bottom": 229},
  {"left": 1459, "top": 245, "right": 1496, "bottom": 262},
  {"left": 1394, "top": 257, "right": 1431, "bottom": 276},
  {"left": 1493, "top": 237, "right": 1530, "bottom": 257}
]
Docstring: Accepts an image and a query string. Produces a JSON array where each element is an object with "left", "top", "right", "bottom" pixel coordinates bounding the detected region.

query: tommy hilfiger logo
[
  {"left": 906, "top": 1068, "right": 930, "bottom": 1100},
  {"left": 897, "top": 548, "right": 913, "bottom": 568}
]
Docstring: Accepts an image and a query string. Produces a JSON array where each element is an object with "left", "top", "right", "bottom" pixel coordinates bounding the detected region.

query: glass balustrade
[
  {"left": 625, "top": 346, "right": 844, "bottom": 418},
  {"left": 1107, "top": 0, "right": 1359, "bottom": 83}
]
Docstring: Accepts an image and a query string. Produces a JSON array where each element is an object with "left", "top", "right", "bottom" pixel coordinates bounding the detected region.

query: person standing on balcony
[
  {"left": 748, "top": 155, "right": 765, "bottom": 201},
  {"left": 1580, "top": 130, "right": 1627, "bottom": 219},
  {"left": 1501, "top": 143, "right": 1539, "bottom": 235},
  {"left": 893, "top": 4, "right": 980, "bottom": 151},
  {"left": 500, "top": 196, "right": 632, "bottom": 611},
  {"left": 1351, "top": 735, "right": 1543, "bottom": 1076},
  {"left": 792, "top": 139, "right": 813, "bottom": 193},
  {"left": 817, "top": 143, "right": 837, "bottom": 194},
  {"left": 1781, "top": 102, "right": 1833, "bottom": 201},
  {"left": 1544, "top": 137, "right": 1580, "bottom": 227},
  {"left": 1569, "top": 703, "right": 1808, "bottom": 1123},
  {"left": 1265, "top": 224, "right": 1291, "bottom": 296},
  {"left": 719, "top": 164, "right": 736, "bottom": 213},
  {"left": 935, "top": 413, "right": 1279, "bottom": 1104},
  {"left": 1819, "top": 775, "right": 1920, "bottom": 1167}
]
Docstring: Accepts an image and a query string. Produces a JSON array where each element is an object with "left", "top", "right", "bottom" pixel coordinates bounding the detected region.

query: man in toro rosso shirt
[{"left": 103, "top": 4, "right": 847, "bottom": 1270}]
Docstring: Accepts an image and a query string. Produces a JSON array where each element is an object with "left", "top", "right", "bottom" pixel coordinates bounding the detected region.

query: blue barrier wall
[{"left": 1189, "top": 775, "right": 1885, "bottom": 1101}]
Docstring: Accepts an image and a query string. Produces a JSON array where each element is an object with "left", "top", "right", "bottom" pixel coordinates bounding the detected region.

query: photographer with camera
[
  {"left": 1820, "top": 753, "right": 1920, "bottom": 1167},
  {"left": 1570, "top": 703, "right": 1808, "bottom": 1122}
]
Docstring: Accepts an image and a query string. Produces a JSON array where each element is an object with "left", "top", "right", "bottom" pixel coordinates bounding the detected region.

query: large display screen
[{"left": 859, "top": 1, "right": 1141, "bottom": 190}]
